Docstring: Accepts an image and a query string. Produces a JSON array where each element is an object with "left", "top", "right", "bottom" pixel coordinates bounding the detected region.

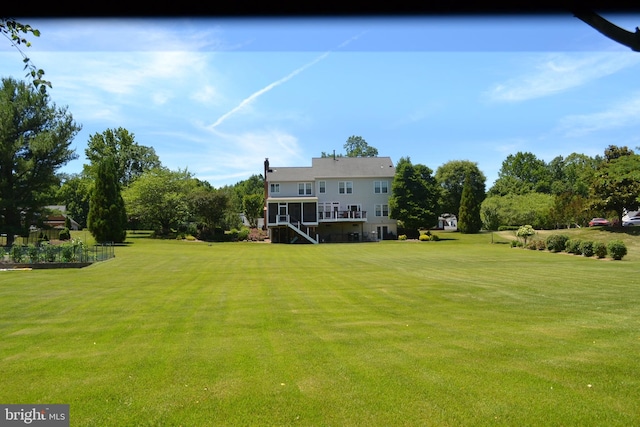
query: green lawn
[{"left": 1, "top": 231, "right": 640, "bottom": 426}]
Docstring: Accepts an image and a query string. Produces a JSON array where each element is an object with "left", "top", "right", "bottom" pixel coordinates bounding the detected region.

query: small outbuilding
[{"left": 437, "top": 214, "right": 457, "bottom": 231}]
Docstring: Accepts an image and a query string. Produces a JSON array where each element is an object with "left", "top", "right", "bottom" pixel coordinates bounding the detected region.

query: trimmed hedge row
[{"left": 518, "top": 233, "right": 628, "bottom": 260}]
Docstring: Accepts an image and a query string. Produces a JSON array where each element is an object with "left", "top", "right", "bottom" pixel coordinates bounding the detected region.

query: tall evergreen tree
[
  {"left": 458, "top": 173, "right": 483, "bottom": 233},
  {"left": 0, "top": 77, "right": 80, "bottom": 246},
  {"left": 88, "top": 157, "right": 127, "bottom": 243}
]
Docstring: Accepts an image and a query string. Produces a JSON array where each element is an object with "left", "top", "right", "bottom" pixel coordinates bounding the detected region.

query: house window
[
  {"left": 270, "top": 183, "right": 280, "bottom": 194},
  {"left": 318, "top": 181, "right": 326, "bottom": 194},
  {"left": 298, "top": 182, "right": 312, "bottom": 195},
  {"left": 339, "top": 181, "right": 353, "bottom": 194},
  {"left": 374, "top": 181, "right": 389, "bottom": 194},
  {"left": 375, "top": 204, "right": 389, "bottom": 217}
]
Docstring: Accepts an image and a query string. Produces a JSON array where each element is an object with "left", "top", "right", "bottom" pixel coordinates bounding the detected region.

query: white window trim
[
  {"left": 375, "top": 204, "right": 389, "bottom": 217},
  {"left": 270, "top": 183, "right": 280, "bottom": 194},
  {"left": 339, "top": 181, "right": 353, "bottom": 194},
  {"left": 298, "top": 182, "right": 312, "bottom": 195},
  {"left": 318, "top": 180, "right": 326, "bottom": 194},
  {"left": 374, "top": 180, "right": 389, "bottom": 194}
]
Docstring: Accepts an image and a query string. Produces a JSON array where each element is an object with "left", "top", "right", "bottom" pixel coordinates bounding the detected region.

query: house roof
[{"left": 267, "top": 157, "right": 395, "bottom": 181}]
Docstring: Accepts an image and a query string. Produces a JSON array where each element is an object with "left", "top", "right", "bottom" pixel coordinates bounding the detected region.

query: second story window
[
  {"left": 339, "top": 181, "right": 353, "bottom": 194},
  {"left": 298, "top": 182, "right": 312, "bottom": 195},
  {"left": 270, "top": 183, "right": 280, "bottom": 194},
  {"left": 375, "top": 204, "right": 389, "bottom": 217},
  {"left": 374, "top": 181, "right": 389, "bottom": 194},
  {"left": 318, "top": 181, "right": 326, "bottom": 194}
]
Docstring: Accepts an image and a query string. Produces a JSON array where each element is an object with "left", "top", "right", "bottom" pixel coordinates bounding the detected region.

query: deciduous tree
[
  {"left": 435, "top": 160, "right": 486, "bottom": 217},
  {"left": 344, "top": 135, "right": 378, "bottom": 157},
  {"left": 0, "top": 77, "right": 80, "bottom": 246},
  {"left": 590, "top": 152, "right": 640, "bottom": 226},
  {"left": 242, "top": 193, "right": 264, "bottom": 228},
  {"left": 57, "top": 173, "right": 92, "bottom": 229},
  {"left": 389, "top": 157, "right": 440, "bottom": 237},
  {"left": 489, "top": 152, "right": 552, "bottom": 196},
  {"left": 123, "top": 168, "right": 196, "bottom": 235},
  {"left": 84, "top": 127, "right": 161, "bottom": 187}
]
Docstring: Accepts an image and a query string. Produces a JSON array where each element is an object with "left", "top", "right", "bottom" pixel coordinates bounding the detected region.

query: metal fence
[{"left": 1, "top": 242, "right": 115, "bottom": 265}]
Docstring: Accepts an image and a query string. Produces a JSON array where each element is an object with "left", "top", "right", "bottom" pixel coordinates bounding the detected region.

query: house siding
[{"left": 264, "top": 157, "right": 397, "bottom": 243}]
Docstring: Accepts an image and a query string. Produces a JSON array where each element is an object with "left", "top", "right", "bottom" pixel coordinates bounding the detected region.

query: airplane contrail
[{"left": 209, "top": 32, "right": 366, "bottom": 130}]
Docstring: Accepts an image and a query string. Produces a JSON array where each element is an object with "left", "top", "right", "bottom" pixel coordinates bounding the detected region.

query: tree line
[
  {"left": 2, "top": 75, "right": 637, "bottom": 245},
  {"left": 389, "top": 145, "right": 640, "bottom": 236}
]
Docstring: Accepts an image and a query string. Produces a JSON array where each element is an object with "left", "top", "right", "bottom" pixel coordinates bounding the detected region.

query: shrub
[
  {"left": 498, "top": 225, "right": 519, "bottom": 231},
  {"left": 419, "top": 234, "right": 430, "bottom": 241},
  {"left": 247, "top": 228, "right": 268, "bottom": 242},
  {"left": 27, "top": 244, "right": 40, "bottom": 263},
  {"left": 594, "top": 242, "right": 607, "bottom": 259},
  {"left": 430, "top": 233, "right": 440, "bottom": 241},
  {"left": 607, "top": 240, "right": 627, "bottom": 260},
  {"left": 236, "top": 227, "right": 250, "bottom": 241},
  {"left": 565, "top": 239, "right": 582, "bottom": 255},
  {"left": 398, "top": 234, "right": 407, "bottom": 241},
  {"left": 60, "top": 243, "right": 75, "bottom": 262},
  {"left": 516, "top": 225, "right": 536, "bottom": 246},
  {"left": 10, "top": 244, "right": 24, "bottom": 263},
  {"left": 545, "top": 234, "right": 569, "bottom": 253},
  {"left": 42, "top": 242, "right": 58, "bottom": 262},
  {"left": 535, "top": 239, "right": 547, "bottom": 250},
  {"left": 59, "top": 227, "right": 71, "bottom": 240},
  {"left": 580, "top": 241, "right": 594, "bottom": 257}
]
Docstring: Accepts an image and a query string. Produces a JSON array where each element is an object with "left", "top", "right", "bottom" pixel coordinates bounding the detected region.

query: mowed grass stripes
[{"left": 1, "top": 234, "right": 639, "bottom": 426}]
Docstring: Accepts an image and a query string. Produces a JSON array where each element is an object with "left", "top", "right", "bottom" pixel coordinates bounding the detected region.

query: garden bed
[{"left": 0, "top": 262, "right": 94, "bottom": 270}]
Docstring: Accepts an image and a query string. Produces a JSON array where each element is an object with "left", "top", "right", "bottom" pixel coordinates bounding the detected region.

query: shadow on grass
[{"left": 600, "top": 226, "right": 640, "bottom": 237}]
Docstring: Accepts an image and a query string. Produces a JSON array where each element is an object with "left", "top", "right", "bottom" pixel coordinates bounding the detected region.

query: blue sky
[{"left": 2, "top": 14, "right": 640, "bottom": 189}]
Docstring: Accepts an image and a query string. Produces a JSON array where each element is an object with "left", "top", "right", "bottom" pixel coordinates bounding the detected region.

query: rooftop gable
[
  {"left": 311, "top": 157, "right": 395, "bottom": 178},
  {"left": 266, "top": 157, "right": 395, "bottom": 182}
]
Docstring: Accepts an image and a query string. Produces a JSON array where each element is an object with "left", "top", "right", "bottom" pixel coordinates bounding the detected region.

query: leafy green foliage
[
  {"left": 590, "top": 147, "right": 640, "bottom": 225},
  {"left": 435, "top": 160, "right": 486, "bottom": 218},
  {"left": 59, "top": 227, "right": 71, "bottom": 241},
  {"left": 594, "top": 242, "right": 608, "bottom": 259},
  {"left": 481, "top": 193, "right": 554, "bottom": 230},
  {"left": 9, "top": 244, "right": 24, "bottom": 263},
  {"left": 545, "top": 234, "right": 570, "bottom": 253},
  {"left": 580, "top": 240, "right": 594, "bottom": 257},
  {"left": 26, "top": 244, "right": 39, "bottom": 263},
  {"left": 83, "top": 127, "right": 161, "bottom": 187},
  {"left": 607, "top": 240, "right": 627, "bottom": 260},
  {"left": 56, "top": 173, "right": 92, "bottom": 229},
  {"left": 489, "top": 152, "right": 552, "bottom": 196},
  {"left": 389, "top": 157, "right": 441, "bottom": 235},
  {"left": 516, "top": 225, "right": 536, "bottom": 246},
  {"left": 242, "top": 193, "right": 264, "bottom": 228},
  {"left": 565, "top": 239, "right": 583, "bottom": 255},
  {"left": 344, "top": 135, "right": 378, "bottom": 157},
  {"left": 458, "top": 173, "right": 483, "bottom": 233},
  {"left": 87, "top": 157, "right": 127, "bottom": 243},
  {"left": 123, "top": 168, "right": 195, "bottom": 235},
  {"left": 0, "top": 19, "right": 51, "bottom": 93},
  {"left": 0, "top": 77, "right": 80, "bottom": 246}
]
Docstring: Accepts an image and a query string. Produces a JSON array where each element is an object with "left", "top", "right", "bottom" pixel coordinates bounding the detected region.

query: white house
[{"left": 263, "top": 157, "right": 397, "bottom": 243}]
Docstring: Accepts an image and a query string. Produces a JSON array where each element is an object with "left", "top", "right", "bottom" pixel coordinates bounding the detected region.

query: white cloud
[
  {"left": 557, "top": 92, "right": 640, "bottom": 137},
  {"left": 486, "top": 52, "right": 640, "bottom": 102}
]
